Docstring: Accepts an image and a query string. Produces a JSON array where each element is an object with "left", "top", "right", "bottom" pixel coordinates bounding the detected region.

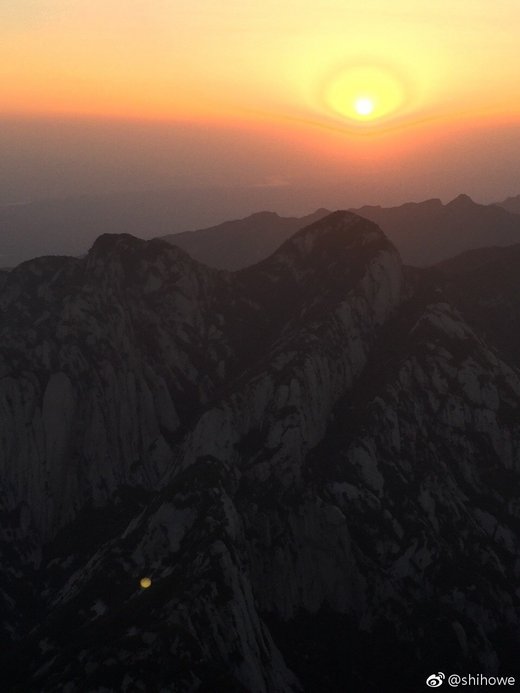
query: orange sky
[
  {"left": 3, "top": 1, "right": 520, "bottom": 126},
  {"left": 2, "top": 1, "right": 520, "bottom": 204}
]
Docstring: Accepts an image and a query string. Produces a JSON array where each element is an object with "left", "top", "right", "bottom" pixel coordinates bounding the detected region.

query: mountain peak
[
  {"left": 88, "top": 232, "right": 184, "bottom": 262},
  {"left": 447, "top": 193, "right": 475, "bottom": 207},
  {"left": 296, "top": 209, "right": 383, "bottom": 241},
  {"left": 247, "top": 211, "right": 281, "bottom": 220},
  {"left": 311, "top": 207, "right": 332, "bottom": 216},
  {"left": 88, "top": 232, "right": 149, "bottom": 258},
  {"left": 269, "top": 210, "right": 395, "bottom": 274}
]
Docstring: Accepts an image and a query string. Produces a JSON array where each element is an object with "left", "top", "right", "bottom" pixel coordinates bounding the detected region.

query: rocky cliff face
[{"left": 1, "top": 212, "right": 520, "bottom": 692}]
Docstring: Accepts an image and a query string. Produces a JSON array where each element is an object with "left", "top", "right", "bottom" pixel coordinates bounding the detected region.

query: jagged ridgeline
[{"left": 1, "top": 211, "right": 520, "bottom": 692}]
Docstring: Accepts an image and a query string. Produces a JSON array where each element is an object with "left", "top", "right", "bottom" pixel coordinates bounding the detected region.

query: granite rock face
[{"left": 1, "top": 211, "right": 520, "bottom": 692}]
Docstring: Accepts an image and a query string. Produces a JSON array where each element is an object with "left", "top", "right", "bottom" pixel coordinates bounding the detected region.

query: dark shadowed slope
[
  {"left": 161, "top": 208, "right": 331, "bottom": 270},
  {"left": 431, "top": 243, "right": 520, "bottom": 368},
  {"left": 2, "top": 212, "right": 520, "bottom": 692}
]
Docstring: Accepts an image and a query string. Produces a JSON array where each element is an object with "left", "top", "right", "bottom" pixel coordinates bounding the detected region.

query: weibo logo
[{"left": 426, "top": 672, "right": 445, "bottom": 687}]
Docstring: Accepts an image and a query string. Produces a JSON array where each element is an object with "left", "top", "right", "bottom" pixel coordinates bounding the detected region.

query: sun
[
  {"left": 323, "top": 64, "right": 407, "bottom": 125},
  {"left": 354, "top": 97, "right": 375, "bottom": 117}
]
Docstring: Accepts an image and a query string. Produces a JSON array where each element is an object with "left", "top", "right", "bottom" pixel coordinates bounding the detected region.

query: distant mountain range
[
  {"left": 1, "top": 189, "right": 520, "bottom": 269},
  {"left": 351, "top": 194, "right": 520, "bottom": 265},
  {"left": 164, "top": 194, "right": 520, "bottom": 269}
]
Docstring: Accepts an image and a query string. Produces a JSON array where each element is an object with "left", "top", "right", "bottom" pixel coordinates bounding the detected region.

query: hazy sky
[{"left": 2, "top": 1, "right": 520, "bottom": 207}]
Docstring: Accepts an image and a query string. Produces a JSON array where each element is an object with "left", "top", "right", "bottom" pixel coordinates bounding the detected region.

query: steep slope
[
  {"left": 0, "top": 268, "right": 9, "bottom": 288},
  {"left": 287, "top": 300, "right": 520, "bottom": 688},
  {"left": 0, "top": 212, "right": 401, "bottom": 691},
  {"left": 161, "top": 209, "right": 331, "bottom": 270},
  {"left": 351, "top": 194, "right": 520, "bottom": 265},
  {"left": 2, "top": 212, "right": 520, "bottom": 692},
  {"left": 431, "top": 244, "right": 520, "bottom": 369},
  {"left": 0, "top": 236, "right": 239, "bottom": 539}
]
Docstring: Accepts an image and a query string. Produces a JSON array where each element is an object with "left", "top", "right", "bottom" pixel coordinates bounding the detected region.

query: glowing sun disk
[
  {"left": 323, "top": 64, "right": 407, "bottom": 124},
  {"left": 354, "top": 97, "right": 374, "bottom": 116}
]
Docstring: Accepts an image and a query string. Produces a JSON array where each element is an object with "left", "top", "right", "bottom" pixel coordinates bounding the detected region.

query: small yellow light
[{"left": 139, "top": 577, "right": 152, "bottom": 589}]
